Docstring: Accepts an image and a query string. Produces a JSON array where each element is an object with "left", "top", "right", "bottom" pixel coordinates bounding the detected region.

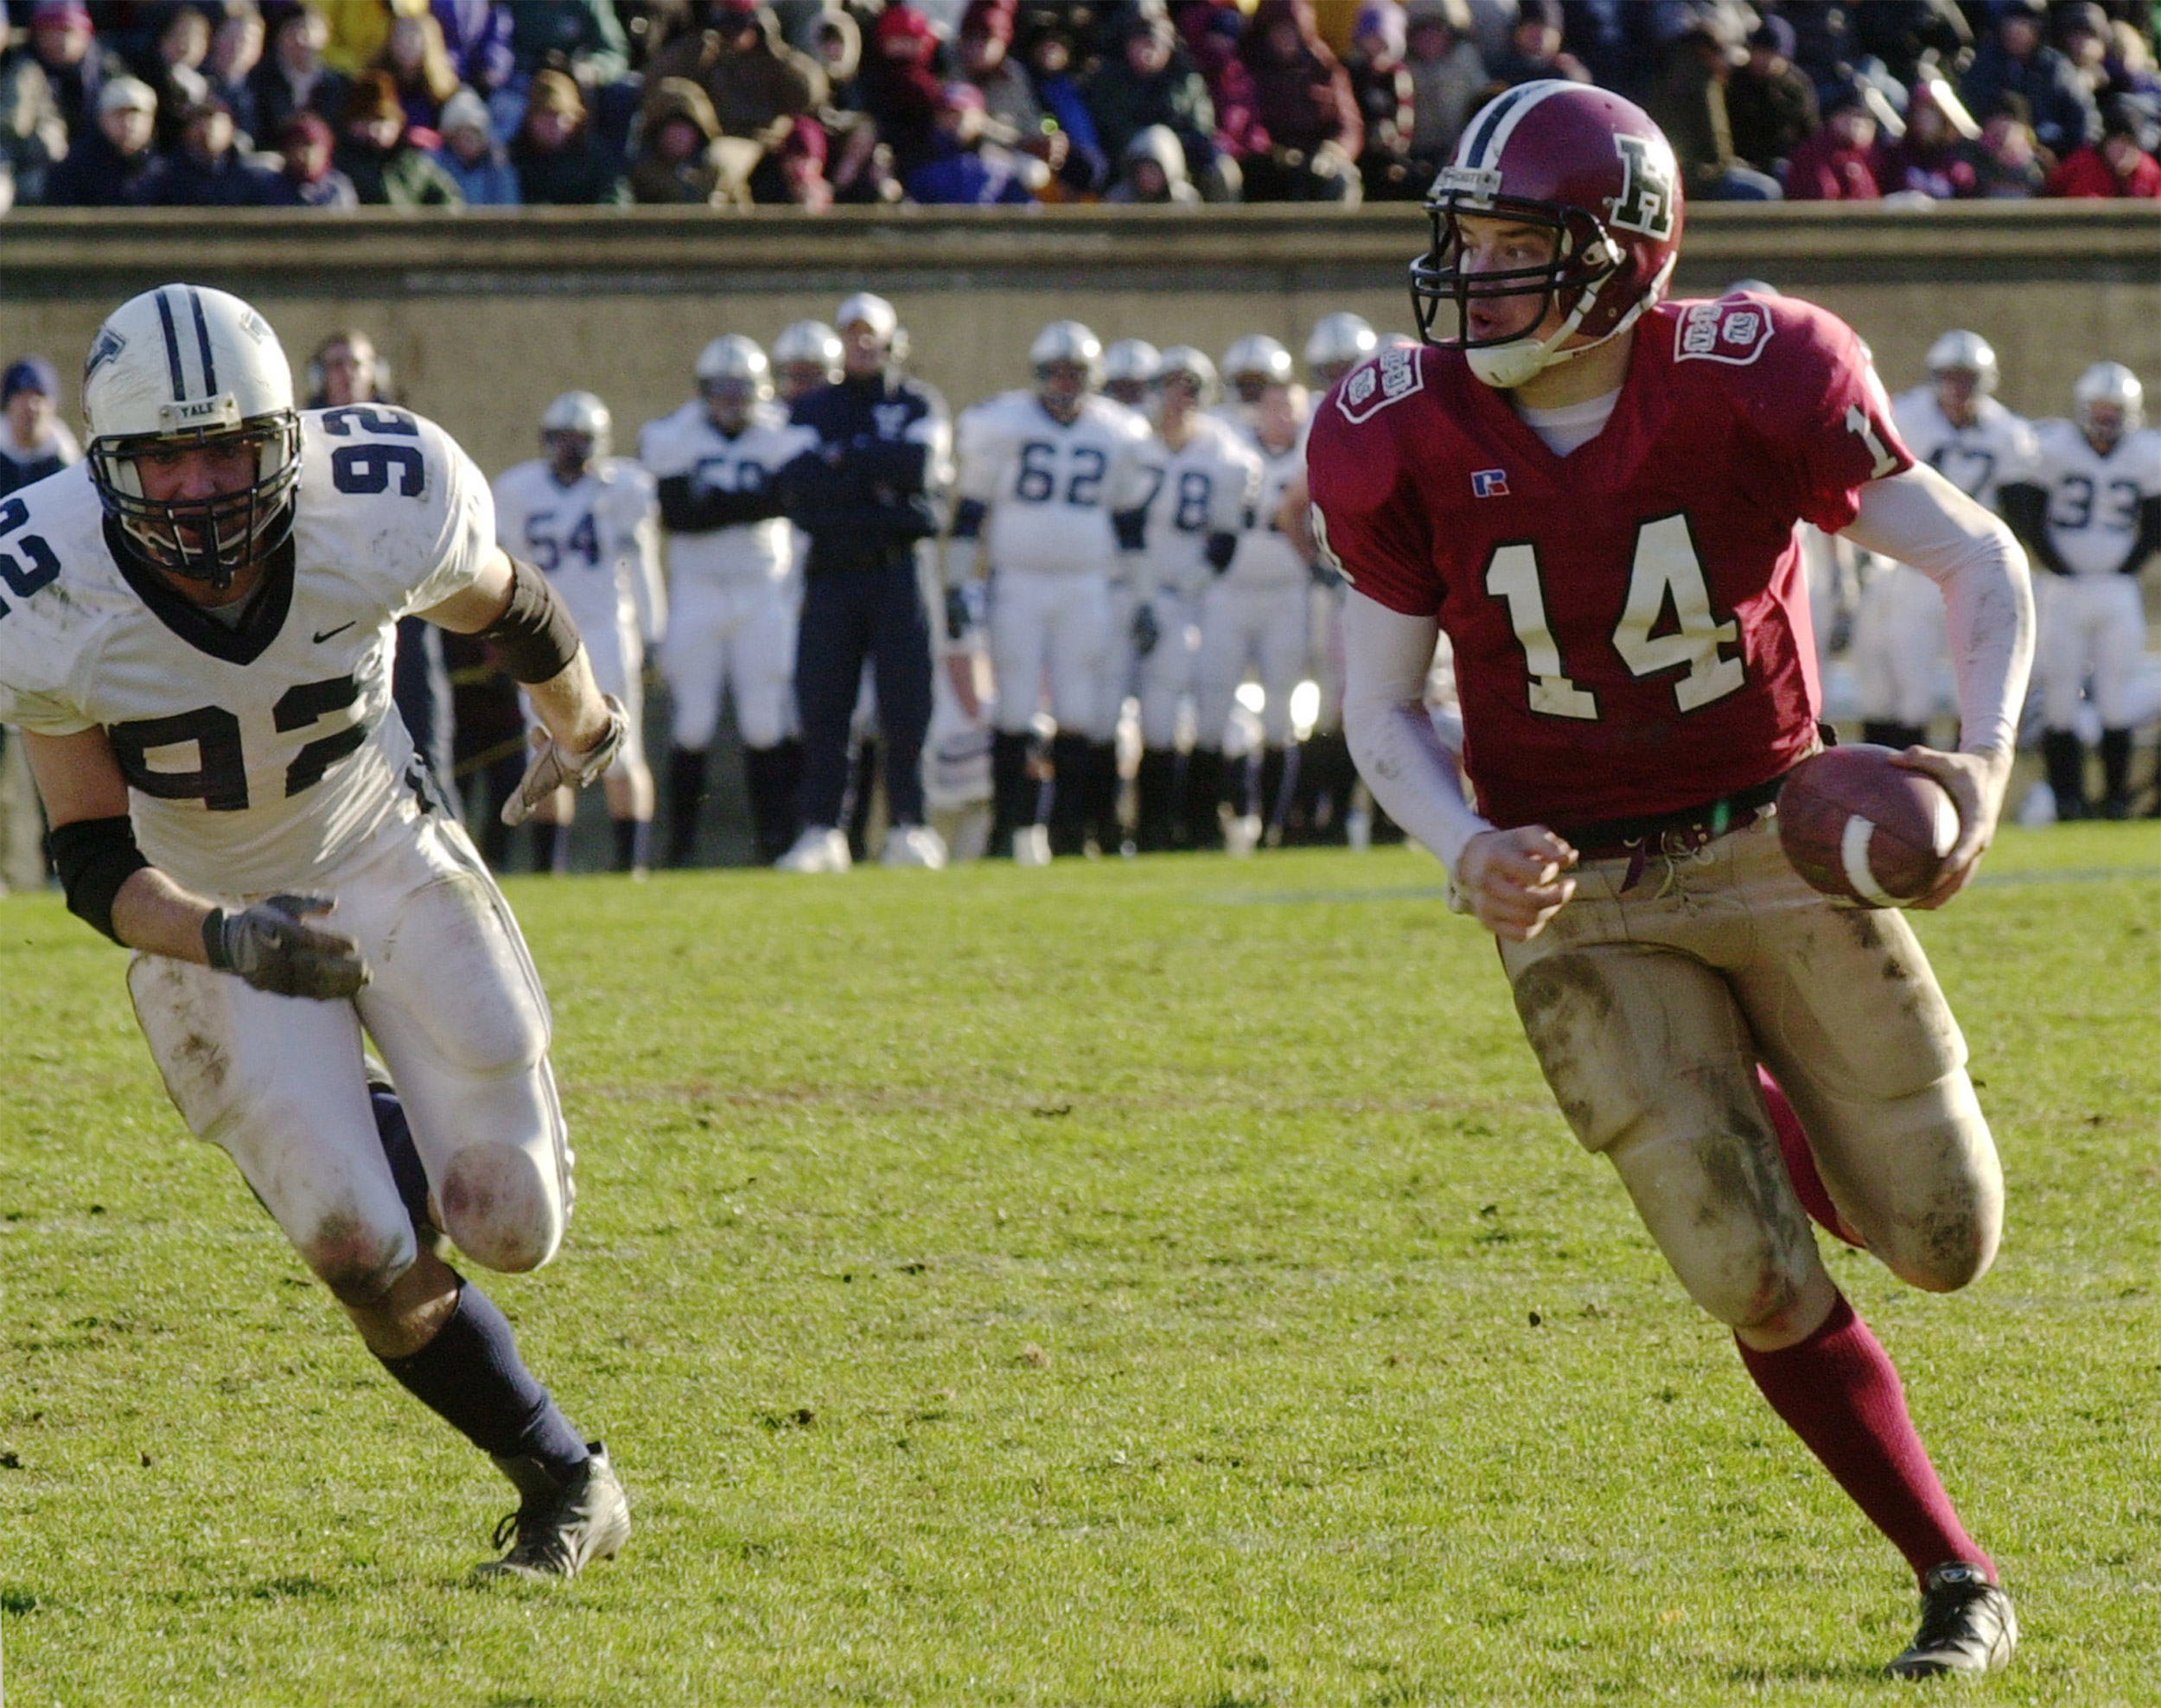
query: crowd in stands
[{"left": 2, "top": 0, "right": 2158, "bottom": 213}]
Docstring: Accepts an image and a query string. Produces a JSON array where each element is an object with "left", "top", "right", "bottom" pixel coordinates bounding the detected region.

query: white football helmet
[
  {"left": 1030, "top": 319, "right": 1102, "bottom": 418},
  {"left": 1155, "top": 345, "right": 1220, "bottom": 405},
  {"left": 1222, "top": 334, "right": 1293, "bottom": 400},
  {"left": 1925, "top": 329, "right": 1998, "bottom": 395},
  {"left": 1303, "top": 313, "right": 1378, "bottom": 385},
  {"left": 771, "top": 318, "right": 844, "bottom": 398},
  {"left": 836, "top": 291, "right": 908, "bottom": 363},
  {"left": 540, "top": 389, "right": 611, "bottom": 463},
  {"left": 696, "top": 335, "right": 772, "bottom": 398},
  {"left": 2073, "top": 360, "right": 2142, "bottom": 449},
  {"left": 83, "top": 283, "right": 303, "bottom": 592},
  {"left": 1102, "top": 338, "right": 1161, "bottom": 405}
]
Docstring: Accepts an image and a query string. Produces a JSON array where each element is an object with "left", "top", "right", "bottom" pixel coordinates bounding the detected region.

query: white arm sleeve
[
  {"left": 1341, "top": 591, "right": 1492, "bottom": 878},
  {"left": 1838, "top": 463, "right": 2035, "bottom": 756}
]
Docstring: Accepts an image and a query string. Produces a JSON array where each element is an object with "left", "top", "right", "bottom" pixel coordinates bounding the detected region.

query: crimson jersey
[{"left": 1307, "top": 297, "right": 1911, "bottom": 829}]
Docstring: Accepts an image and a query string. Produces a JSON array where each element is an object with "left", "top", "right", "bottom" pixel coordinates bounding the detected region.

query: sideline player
[
  {"left": 0, "top": 284, "right": 630, "bottom": 1577},
  {"left": 947, "top": 320, "right": 1152, "bottom": 862},
  {"left": 1195, "top": 377, "right": 1310, "bottom": 848},
  {"left": 1999, "top": 361, "right": 2161, "bottom": 819},
  {"left": 640, "top": 335, "right": 811, "bottom": 866},
  {"left": 493, "top": 391, "right": 664, "bottom": 875},
  {"left": 1129, "top": 347, "right": 1262, "bottom": 851},
  {"left": 1308, "top": 84, "right": 2033, "bottom": 1678},
  {"left": 1857, "top": 331, "right": 2038, "bottom": 751}
]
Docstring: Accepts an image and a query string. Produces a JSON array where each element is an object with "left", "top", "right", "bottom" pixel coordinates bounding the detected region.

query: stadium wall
[{"left": 3, "top": 203, "right": 2155, "bottom": 475}]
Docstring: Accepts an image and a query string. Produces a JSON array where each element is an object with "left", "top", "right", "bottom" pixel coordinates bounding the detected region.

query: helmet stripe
[
  {"left": 1456, "top": 84, "right": 1527, "bottom": 172},
  {"left": 154, "top": 288, "right": 188, "bottom": 401},
  {"left": 1471, "top": 79, "right": 1576, "bottom": 175},
  {"left": 188, "top": 288, "right": 219, "bottom": 395}
]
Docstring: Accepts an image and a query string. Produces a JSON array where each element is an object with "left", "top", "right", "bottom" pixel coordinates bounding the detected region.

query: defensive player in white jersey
[
  {"left": 492, "top": 391, "right": 664, "bottom": 875},
  {"left": 1858, "top": 332, "right": 2040, "bottom": 751},
  {"left": 2000, "top": 361, "right": 2161, "bottom": 818},
  {"left": 1100, "top": 338, "right": 1161, "bottom": 408},
  {"left": 1195, "top": 379, "right": 1312, "bottom": 850},
  {"left": 1, "top": 284, "right": 630, "bottom": 1578},
  {"left": 946, "top": 320, "right": 1154, "bottom": 862},
  {"left": 1128, "top": 347, "right": 1264, "bottom": 851},
  {"left": 640, "top": 335, "right": 813, "bottom": 866},
  {"left": 1213, "top": 333, "right": 1295, "bottom": 444}
]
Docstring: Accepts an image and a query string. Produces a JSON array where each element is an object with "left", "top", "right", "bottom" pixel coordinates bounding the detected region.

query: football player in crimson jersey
[
  {"left": 1307, "top": 83, "right": 2034, "bottom": 1678},
  {"left": 3, "top": 285, "right": 631, "bottom": 1579}
]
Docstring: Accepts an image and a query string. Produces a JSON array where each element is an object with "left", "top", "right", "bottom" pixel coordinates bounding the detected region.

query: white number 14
[{"left": 1483, "top": 514, "right": 1744, "bottom": 721}]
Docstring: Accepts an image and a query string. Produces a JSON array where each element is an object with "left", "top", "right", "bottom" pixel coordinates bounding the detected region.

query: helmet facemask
[
  {"left": 90, "top": 414, "right": 302, "bottom": 594},
  {"left": 1412, "top": 188, "right": 1629, "bottom": 389}
]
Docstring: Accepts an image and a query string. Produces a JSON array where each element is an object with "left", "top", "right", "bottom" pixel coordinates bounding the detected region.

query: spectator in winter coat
[
  {"left": 1482, "top": 0, "right": 1590, "bottom": 89},
  {"left": 955, "top": 0, "right": 1081, "bottom": 194},
  {"left": 1643, "top": 18, "right": 1782, "bottom": 201},
  {"left": 1084, "top": 10, "right": 1221, "bottom": 199},
  {"left": 858, "top": 3, "right": 947, "bottom": 182},
  {"left": 1725, "top": 16, "right": 1818, "bottom": 177},
  {"left": 749, "top": 112, "right": 833, "bottom": 208},
  {"left": 902, "top": 80, "right": 1040, "bottom": 203},
  {"left": 370, "top": 10, "right": 462, "bottom": 134},
  {"left": 143, "top": 92, "right": 284, "bottom": 205},
  {"left": 42, "top": 73, "right": 168, "bottom": 205},
  {"left": 1106, "top": 120, "right": 1202, "bottom": 203},
  {"left": 1180, "top": 7, "right": 1270, "bottom": 188},
  {"left": 252, "top": 5, "right": 350, "bottom": 141},
  {"left": 142, "top": 3, "right": 214, "bottom": 152},
  {"left": 2044, "top": 95, "right": 2161, "bottom": 197},
  {"left": 17, "top": 0, "right": 125, "bottom": 146},
  {"left": 1874, "top": 74, "right": 1981, "bottom": 201},
  {"left": 1783, "top": 83, "right": 1884, "bottom": 201},
  {"left": 509, "top": 67, "right": 628, "bottom": 204},
  {"left": 1017, "top": 22, "right": 1107, "bottom": 196},
  {"left": 1960, "top": 0, "right": 2100, "bottom": 163},
  {"left": 1959, "top": 97, "right": 2047, "bottom": 198},
  {"left": 431, "top": 0, "right": 515, "bottom": 102},
  {"left": 628, "top": 75, "right": 749, "bottom": 206},
  {"left": 643, "top": 0, "right": 826, "bottom": 150},
  {"left": 334, "top": 70, "right": 463, "bottom": 205},
  {"left": 0, "top": 29, "right": 72, "bottom": 204},
  {"left": 1239, "top": 0, "right": 1364, "bottom": 201},
  {"left": 432, "top": 84, "right": 520, "bottom": 202},
  {"left": 272, "top": 107, "right": 360, "bottom": 207},
  {"left": 1403, "top": 0, "right": 1485, "bottom": 173},
  {"left": 205, "top": 7, "right": 267, "bottom": 149},
  {"left": 1344, "top": 3, "right": 1419, "bottom": 200},
  {"left": 505, "top": 0, "right": 630, "bottom": 96}
]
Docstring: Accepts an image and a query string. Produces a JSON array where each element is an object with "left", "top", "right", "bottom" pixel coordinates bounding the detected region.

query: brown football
[{"left": 1776, "top": 744, "right": 1961, "bottom": 908}]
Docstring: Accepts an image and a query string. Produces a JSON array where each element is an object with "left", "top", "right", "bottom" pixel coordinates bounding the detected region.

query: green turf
[{"left": 1, "top": 825, "right": 2155, "bottom": 1705}]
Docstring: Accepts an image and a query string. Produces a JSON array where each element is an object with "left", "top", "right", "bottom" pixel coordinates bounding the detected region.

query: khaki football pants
[{"left": 1497, "top": 817, "right": 2001, "bottom": 1333}]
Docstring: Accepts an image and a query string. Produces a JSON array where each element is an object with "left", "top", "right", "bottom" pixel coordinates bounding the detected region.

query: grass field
[{"left": 0, "top": 823, "right": 2155, "bottom": 1706}]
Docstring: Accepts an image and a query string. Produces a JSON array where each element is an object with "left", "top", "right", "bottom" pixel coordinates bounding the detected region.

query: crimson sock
[
  {"left": 1736, "top": 1293, "right": 1991, "bottom": 1587},
  {"left": 1757, "top": 1066, "right": 1865, "bottom": 1249}
]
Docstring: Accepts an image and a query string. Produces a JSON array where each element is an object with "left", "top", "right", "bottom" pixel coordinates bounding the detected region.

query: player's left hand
[
  {"left": 501, "top": 694, "right": 627, "bottom": 827},
  {"left": 1891, "top": 743, "right": 2011, "bottom": 909}
]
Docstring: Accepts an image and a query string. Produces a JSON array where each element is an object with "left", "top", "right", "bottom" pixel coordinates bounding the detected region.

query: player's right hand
[
  {"left": 1455, "top": 827, "right": 1578, "bottom": 942},
  {"left": 1131, "top": 602, "right": 1160, "bottom": 658},
  {"left": 203, "top": 894, "right": 371, "bottom": 999}
]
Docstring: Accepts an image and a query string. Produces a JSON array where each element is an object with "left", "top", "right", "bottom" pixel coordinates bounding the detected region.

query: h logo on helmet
[{"left": 1609, "top": 135, "right": 1675, "bottom": 240}]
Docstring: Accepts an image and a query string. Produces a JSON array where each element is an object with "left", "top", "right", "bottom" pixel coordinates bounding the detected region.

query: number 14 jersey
[
  {"left": 0, "top": 406, "right": 494, "bottom": 893},
  {"left": 1307, "top": 296, "right": 1910, "bottom": 830}
]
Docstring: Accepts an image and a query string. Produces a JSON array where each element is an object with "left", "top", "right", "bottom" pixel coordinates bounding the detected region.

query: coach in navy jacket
[{"left": 776, "top": 293, "right": 952, "bottom": 866}]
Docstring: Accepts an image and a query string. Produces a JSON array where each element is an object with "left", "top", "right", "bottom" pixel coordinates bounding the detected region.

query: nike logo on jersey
[{"left": 314, "top": 621, "right": 356, "bottom": 643}]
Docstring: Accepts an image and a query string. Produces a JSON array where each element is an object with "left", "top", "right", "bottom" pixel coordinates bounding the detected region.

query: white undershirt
[{"left": 1514, "top": 387, "right": 1622, "bottom": 457}]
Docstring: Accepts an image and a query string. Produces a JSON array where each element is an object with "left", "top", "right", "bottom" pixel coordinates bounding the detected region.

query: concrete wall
[{"left": 4, "top": 202, "right": 2155, "bottom": 477}]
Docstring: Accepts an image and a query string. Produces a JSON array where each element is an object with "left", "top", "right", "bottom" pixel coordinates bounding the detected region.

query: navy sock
[{"left": 377, "top": 1278, "right": 589, "bottom": 1477}]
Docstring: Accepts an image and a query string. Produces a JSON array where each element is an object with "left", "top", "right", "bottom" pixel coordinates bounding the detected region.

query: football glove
[
  {"left": 1131, "top": 602, "right": 1161, "bottom": 658},
  {"left": 944, "top": 584, "right": 972, "bottom": 642},
  {"left": 501, "top": 694, "right": 628, "bottom": 827},
  {"left": 202, "top": 894, "right": 370, "bottom": 1000}
]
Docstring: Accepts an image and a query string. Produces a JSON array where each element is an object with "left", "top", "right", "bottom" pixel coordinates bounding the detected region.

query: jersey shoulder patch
[
  {"left": 1671, "top": 297, "right": 1775, "bottom": 366},
  {"left": 1334, "top": 342, "right": 1427, "bottom": 424}
]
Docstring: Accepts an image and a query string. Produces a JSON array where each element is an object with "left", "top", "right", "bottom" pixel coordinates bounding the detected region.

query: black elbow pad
[
  {"left": 951, "top": 498, "right": 987, "bottom": 541},
  {"left": 1112, "top": 507, "right": 1148, "bottom": 553},
  {"left": 50, "top": 814, "right": 149, "bottom": 944},
  {"left": 1204, "top": 532, "right": 1238, "bottom": 572}
]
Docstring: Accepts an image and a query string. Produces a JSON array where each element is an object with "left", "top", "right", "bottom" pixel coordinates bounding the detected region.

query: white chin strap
[{"left": 1465, "top": 251, "right": 1674, "bottom": 391}]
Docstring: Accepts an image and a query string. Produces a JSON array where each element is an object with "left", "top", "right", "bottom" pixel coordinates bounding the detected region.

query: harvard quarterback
[{"left": 1307, "top": 82, "right": 2033, "bottom": 1677}]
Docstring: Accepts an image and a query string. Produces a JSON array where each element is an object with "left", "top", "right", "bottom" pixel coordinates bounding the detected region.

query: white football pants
[
  {"left": 2036, "top": 573, "right": 2144, "bottom": 730},
  {"left": 660, "top": 573, "right": 798, "bottom": 751},
  {"left": 988, "top": 565, "right": 1112, "bottom": 739},
  {"left": 1196, "top": 575, "right": 1308, "bottom": 748}
]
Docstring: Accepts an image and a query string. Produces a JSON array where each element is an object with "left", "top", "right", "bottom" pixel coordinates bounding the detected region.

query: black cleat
[
  {"left": 475, "top": 1442, "right": 630, "bottom": 1581},
  {"left": 1885, "top": 1562, "right": 2017, "bottom": 1679}
]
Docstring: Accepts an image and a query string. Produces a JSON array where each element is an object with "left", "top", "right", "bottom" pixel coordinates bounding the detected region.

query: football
[{"left": 1776, "top": 744, "right": 1961, "bottom": 908}]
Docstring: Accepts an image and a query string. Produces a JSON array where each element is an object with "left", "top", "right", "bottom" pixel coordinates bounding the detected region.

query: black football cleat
[
  {"left": 1884, "top": 1562, "right": 2017, "bottom": 1679},
  {"left": 475, "top": 1442, "right": 630, "bottom": 1582}
]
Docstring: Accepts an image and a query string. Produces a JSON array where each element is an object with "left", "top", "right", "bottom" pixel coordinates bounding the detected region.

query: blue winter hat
[{"left": 2, "top": 355, "right": 59, "bottom": 404}]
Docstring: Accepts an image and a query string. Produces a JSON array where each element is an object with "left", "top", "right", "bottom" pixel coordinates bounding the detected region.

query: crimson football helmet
[{"left": 1412, "top": 80, "right": 1682, "bottom": 389}]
